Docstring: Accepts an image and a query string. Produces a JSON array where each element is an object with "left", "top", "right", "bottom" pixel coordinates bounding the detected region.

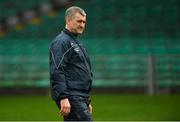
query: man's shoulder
[{"left": 51, "top": 31, "right": 71, "bottom": 45}]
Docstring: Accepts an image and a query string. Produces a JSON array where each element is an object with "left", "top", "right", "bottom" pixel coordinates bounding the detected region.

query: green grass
[{"left": 0, "top": 94, "right": 180, "bottom": 121}]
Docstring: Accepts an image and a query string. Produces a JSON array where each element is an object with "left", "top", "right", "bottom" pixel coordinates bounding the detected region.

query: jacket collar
[{"left": 63, "top": 28, "right": 78, "bottom": 38}]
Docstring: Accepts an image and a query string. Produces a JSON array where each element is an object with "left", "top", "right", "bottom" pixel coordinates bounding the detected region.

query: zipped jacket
[{"left": 49, "top": 29, "right": 93, "bottom": 101}]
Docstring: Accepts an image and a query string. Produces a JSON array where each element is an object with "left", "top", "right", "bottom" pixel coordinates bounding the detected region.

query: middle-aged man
[{"left": 49, "top": 6, "right": 93, "bottom": 121}]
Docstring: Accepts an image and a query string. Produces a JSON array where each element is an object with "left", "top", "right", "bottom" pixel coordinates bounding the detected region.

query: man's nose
[{"left": 80, "top": 22, "right": 85, "bottom": 27}]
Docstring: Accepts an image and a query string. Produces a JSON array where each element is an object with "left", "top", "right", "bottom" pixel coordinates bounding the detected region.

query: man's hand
[
  {"left": 88, "top": 104, "right": 93, "bottom": 114},
  {"left": 59, "top": 98, "right": 71, "bottom": 116}
]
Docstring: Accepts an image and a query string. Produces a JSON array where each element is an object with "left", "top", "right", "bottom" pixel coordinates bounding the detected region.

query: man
[{"left": 49, "top": 6, "right": 93, "bottom": 121}]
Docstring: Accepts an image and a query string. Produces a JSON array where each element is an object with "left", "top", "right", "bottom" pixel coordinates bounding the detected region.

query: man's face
[{"left": 66, "top": 12, "right": 86, "bottom": 34}]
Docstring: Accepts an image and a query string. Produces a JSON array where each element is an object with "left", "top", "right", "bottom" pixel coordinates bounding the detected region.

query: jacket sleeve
[{"left": 49, "top": 39, "right": 70, "bottom": 101}]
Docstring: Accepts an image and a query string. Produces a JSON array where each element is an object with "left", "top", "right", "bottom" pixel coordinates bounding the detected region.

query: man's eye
[{"left": 77, "top": 20, "right": 86, "bottom": 23}]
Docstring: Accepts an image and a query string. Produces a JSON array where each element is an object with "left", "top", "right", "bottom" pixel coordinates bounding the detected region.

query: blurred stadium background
[{"left": 0, "top": 0, "right": 180, "bottom": 121}]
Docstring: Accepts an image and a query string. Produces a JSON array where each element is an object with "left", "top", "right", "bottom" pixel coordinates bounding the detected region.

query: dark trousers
[{"left": 56, "top": 96, "right": 93, "bottom": 121}]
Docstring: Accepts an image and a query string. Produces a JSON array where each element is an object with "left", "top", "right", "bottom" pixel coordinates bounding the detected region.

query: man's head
[{"left": 65, "top": 6, "right": 86, "bottom": 35}]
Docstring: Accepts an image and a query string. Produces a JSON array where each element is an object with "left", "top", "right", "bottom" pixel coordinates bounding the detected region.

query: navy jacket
[{"left": 49, "top": 29, "right": 93, "bottom": 101}]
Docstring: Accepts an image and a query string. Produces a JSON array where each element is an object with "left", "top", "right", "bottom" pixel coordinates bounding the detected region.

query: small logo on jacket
[
  {"left": 71, "top": 42, "right": 80, "bottom": 52},
  {"left": 74, "top": 48, "right": 80, "bottom": 52}
]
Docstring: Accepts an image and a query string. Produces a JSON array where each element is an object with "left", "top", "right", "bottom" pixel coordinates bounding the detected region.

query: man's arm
[
  {"left": 50, "top": 40, "right": 70, "bottom": 100},
  {"left": 50, "top": 40, "right": 71, "bottom": 116}
]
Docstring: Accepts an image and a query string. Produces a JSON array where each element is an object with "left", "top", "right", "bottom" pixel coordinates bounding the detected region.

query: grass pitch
[{"left": 0, "top": 94, "right": 179, "bottom": 121}]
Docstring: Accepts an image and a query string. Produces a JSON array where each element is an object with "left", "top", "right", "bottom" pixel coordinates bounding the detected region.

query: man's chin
[
  {"left": 77, "top": 31, "right": 83, "bottom": 34},
  {"left": 78, "top": 29, "right": 84, "bottom": 34}
]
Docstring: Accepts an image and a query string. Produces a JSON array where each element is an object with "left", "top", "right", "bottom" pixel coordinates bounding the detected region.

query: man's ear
[{"left": 66, "top": 17, "right": 71, "bottom": 25}]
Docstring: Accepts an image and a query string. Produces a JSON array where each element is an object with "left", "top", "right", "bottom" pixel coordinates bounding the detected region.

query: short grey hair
[{"left": 65, "top": 6, "right": 86, "bottom": 20}]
